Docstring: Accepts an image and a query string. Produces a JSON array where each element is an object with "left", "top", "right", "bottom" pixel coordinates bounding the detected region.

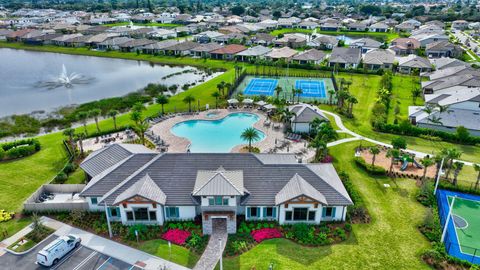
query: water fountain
[{"left": 37, "top": 64, "right": 92, "bottom": 89}]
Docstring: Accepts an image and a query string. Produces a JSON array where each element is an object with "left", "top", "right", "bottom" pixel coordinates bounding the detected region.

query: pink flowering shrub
[
  {"left": 162, "top": 229, "right": 191, "bottom": 245},
  {"left": 321, "top": 155, "right": 333, "bottom": 163},
  {"left": 250, "top": 228, "right": 282, "bottom": 243}
]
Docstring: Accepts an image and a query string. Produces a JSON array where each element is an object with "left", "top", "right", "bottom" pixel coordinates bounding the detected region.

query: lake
[{"left": 0, "top": 48, "right": 220, "bottom": 117}]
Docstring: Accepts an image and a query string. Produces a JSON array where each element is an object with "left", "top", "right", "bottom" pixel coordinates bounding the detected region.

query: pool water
[{"left": 171, "top": 113, "right": 265, "bottom": 153}]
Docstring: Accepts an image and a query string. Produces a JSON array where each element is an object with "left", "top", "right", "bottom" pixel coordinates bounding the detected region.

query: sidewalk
[{"left": 0, "top": 217, "right": 190, "bottom": 270}]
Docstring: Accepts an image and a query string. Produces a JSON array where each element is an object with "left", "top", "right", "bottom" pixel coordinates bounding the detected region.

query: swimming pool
[{"left": 171, "top": 113, "right": 265, "bottom": 153}]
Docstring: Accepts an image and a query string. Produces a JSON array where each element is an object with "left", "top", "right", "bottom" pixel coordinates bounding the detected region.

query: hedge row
[
  {"left": 0, "top": 139, "right": 41, "bottom": 161},
  {"left": 376, "top": 122, "right": 480, "bottom": 146},
  {"left": 354, "top": 157, "right": 387, "bottom": 175}
]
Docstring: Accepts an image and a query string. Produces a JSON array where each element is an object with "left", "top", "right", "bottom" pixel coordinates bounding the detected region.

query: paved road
[
  {"left": 320, "top": 109, "right": 476, "bottom": 166},
  {"left": 0, "top": 235, "right": 141, "bottom": 270}
]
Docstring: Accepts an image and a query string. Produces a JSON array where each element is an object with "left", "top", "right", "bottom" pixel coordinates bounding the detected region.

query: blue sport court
[
  {"left": 295, "top": 80, "right": 327, "bottom": 98},
  {"left": 436, "top": 189, "right": 480, "bottom": 264},
  {"left": 244, "top": 78, "right": 278, "bottom": 96}
]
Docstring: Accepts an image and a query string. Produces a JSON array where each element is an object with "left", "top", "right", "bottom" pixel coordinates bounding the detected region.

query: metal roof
[
  {"left": 275, "top": 174, "right": 327, "bottom": 205},
  {"left": 113, "top": 173, "right": 166, "bottom": 205},
  {"left": 192, "top": 167, "right": 245, "bottom": 196}
]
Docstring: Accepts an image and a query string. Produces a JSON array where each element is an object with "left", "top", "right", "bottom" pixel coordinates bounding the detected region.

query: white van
[{"left": 37, "top": 234, "right": 81, "bottom": 267}]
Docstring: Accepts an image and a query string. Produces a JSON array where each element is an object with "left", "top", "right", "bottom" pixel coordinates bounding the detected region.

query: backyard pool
[{"left": 171, "top": 113, "right": 265, "bottom": 153}]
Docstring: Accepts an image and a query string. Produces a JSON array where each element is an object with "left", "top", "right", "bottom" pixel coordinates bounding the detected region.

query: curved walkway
[
  {"left": 320, "top": 109, "right": 475, "bottom": 166},
  {"left": 193, "top": 219, "right": 227, "bottom": 270}
]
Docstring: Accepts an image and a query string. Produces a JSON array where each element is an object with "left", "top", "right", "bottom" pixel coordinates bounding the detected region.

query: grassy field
[
  {"left": 220, "top": 141, "right": 430, "bottom": 270},
  {"left": 315, "top": 30, "right": 400, "bottom": 42},
  {"left": 137, "top": 239, "right": 200, "bottom": 268},
  {"left": 270, "top": 28, "right": 314, "bottom": 36},
  {"left": 0, "top": 218, "right": 32, "bottom": 241},
  {"left": 64, "top": 168, "right": 86, "bottom": 184}
]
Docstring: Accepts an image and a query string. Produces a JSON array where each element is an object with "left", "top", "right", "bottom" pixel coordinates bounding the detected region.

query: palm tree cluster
[
  {"left": 438, "top": 147, "right": 463, "bottom": 186},
  {"left": 308, "top": 118, "right": 338, "bottom": 162},
  {"left": 241, "top": 127, "right": 261, "bottom": 152},
  {"left": 335, "top": 78, "right": 357, "bottom": 118},
  {"left": 130, "top": 102, "right": 149, "bottom": 145}
]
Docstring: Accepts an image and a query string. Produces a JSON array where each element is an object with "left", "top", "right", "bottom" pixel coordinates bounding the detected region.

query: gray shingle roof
[
  {"left": 363, "top": 49, "right": 395, "bottom": 65},
  {"left": 289, "top": 104, "right": 329, "bottom": 123},
  {"left": 114, "top": 173, "right": 166, "bottom": 205},
  {"left": 82, "top": 152, "right": 352, "bottom": 206},
  {"left": 329, "top": 47, "right": 361, "bottom": 64},
  {"left": 292, "top": 49, "right": 326, "bottom": 61},
  {"left": 275, "top": 174, "right": 327, "bottom": 205}
]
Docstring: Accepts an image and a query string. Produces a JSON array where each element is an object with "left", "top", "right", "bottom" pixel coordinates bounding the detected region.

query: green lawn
[
  {"left": 221, "top": 141, "right": 430, "bottom": 270},
  {"left": 64, "top": 168, "right": 86, "bottom": 184},
  {"left": 0, "top": 218, "right": 32, "bottom": 241},
  {"left": 315, "top": 30, "right": 400, "bottom": 42},
  {"left": 270, "top": 28, "right": 313, "bottom": 36},
  {"left": 137, "top": 239, "right": 200, "bottom": 268}
]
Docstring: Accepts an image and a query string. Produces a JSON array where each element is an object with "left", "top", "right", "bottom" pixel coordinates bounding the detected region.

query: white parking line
[
  {"left": 50, "top": 246, "right": 84, "bottom": 270},
  {"left": 96, "top": 257, "right": 111, "bottom": 270},
  {"left": 72, "top": 250, "right": 98, "bottom": 270}
]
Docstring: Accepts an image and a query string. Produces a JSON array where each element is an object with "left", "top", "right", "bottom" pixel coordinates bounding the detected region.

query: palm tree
[
  {"left": 63, "top": 128, "right": 76, "bottom": 156},
  {"left": 89, "top": 109, "right": 101, "bottom": 133},
  {"left": 275, "top": 86, "right": 283, "bottom": 100},
  {"left": 420, "top": 157, "right": 434, "bottom": 183},
  {"left": 130, "top": 110, "right": 142, "bottom": 125},
  {"left": 411, "top": 87, "right": 422, "bottom": 105},
  {"left": 452, "top": 161, "right": 464, "bottom": 186},
  {"left": 211, "top": 91, "right": 221, "bottom": 109},
  {"left": 77, "top": 111, "right": 89, "bottom": 135},
  {"left": 386, "top": 148, "right": 400, "bottom": 174},
  {"left": 309, "top": 135, "right": 328, "bottom": 162},
  {"left": 444, "top": 148, "right": 462, "bottom": 180},
  {"left": 310, "top": 117, "right": 326, "bottom": 134},
  {"left": 217, "top": 81, "right": 225, "bottom": 96},
  {"left": 474, "top": 164, "right": 480, "bottom": 190},
  {"left": 369, "top": 146, "right": 380, "bottom": 166},
  {"left": 133, "top": 119, "right": 149, "bottom": 145},
  {"left": 156, "top": 95, "right": 169, "bottom": 115},
  {"left": 347, "top": 95, "right": 358, "bottom": 117},
  {"left": 280, "top": 108, "right": 295, "bottom": 130},
  {"left": 183, "top": 94, "right": 196, "bottom": 112},
  {"left": 317, "top": 123, "right": 338, "bottom": 142},
  {"left": 327, "top": 88, "right": 335, "bottom": 105},
  {"left": 296, "top": 88, "right": 303, "bottom": 103},
  {"left": 74, "top": 132, "right": 86, "bottom": 156},
  {"left": 225, "top": 82, "right": 232, "bottom": 96},
  {"left": 241, "top": 127, "right": 260, "bottom": 152},
  {"left": 108, "top": 110, "right": 119, "bottom": 130}
]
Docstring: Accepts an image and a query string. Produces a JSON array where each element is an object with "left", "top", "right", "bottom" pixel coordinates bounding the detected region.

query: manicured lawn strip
[
  {"left": 0, "top": 218, "right": 32, "bottom": 241},
  {"left": 137, "top": 239, "right": 200, "bottom": 268},
  {"left": 270, "top": 28, "right": 313, "bottom": 36},
  {"left": 221, "top": 141, "right": 430, "bottom": 270},
  {"left": 315, "top": 30, "right": 400, "bottom": 42},
  {"left": 64, "top": 168, "right": 86, "bottom": 184},
  {"left": 388, "top": 75, "right": 422, "bottom": 123}
]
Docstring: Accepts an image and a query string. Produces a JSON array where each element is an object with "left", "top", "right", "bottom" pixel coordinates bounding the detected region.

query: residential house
[
  {"left": 426, "top": 41, "right": 463, "bottom": 58},
  {"left": 97, "top": 37, "right": 133, "bottom": 51},
  {"left": 369, "top": 22, "right": 389, "bottom": 33},
  {"left": 257, "top": 19, "right": 278, "bottom": 30},
  {"left": 289, "top": 104, "right": 330, "bottom": 133},
  {"left": 299, "top": 21, "right": 318, "bottom": 30},
  {"left": 328, "top": 47, "right": 362, "bottom": 69},
  {"left": 162, "top": 41, "right": 200, "bottom": 56},
  {"left": 278, "top": 17, "right": 301, "bottom": 28},
  {"left": 190, "top": 42, "right": 224, "bottom": 58},
  {"left": 78, "top": 146, "right": 353, "bottom": 235},
  {"left": 0, "top": 29, "right": 12, "bottom": 40},
  {"left": 52, "top": 33, "right": 83, "bottom": 46},
  {"left": 266, "top": 47, "right": 298, "bottom": 61},
  {"left": 320, "top": 22, "right": 342, "bottom": 31},
  {"left": 292, "top": 49, "right": 326, "bottom": 65},
  {"left": 235, "top": 45, "right": 272, "bottom": 62},
  {"left": 452, "top": 20, "right": 469, "bottom": 30},
  {"left": 411, "top": 32, "right": 449, "bottom": 47},
  {"left": 349, "top": 38, "right": 382, "bottom": 53},
  {"left": 141, "top": 40, "right": 179, "bottom": 55},
  {"left": 193, "top": 31, "right": 224, "bottom": 44},
  {"left": 363, "top": 49, "right": 395, "bottom": 70},
  {"left": 213, "top": 32, "right": 247, "bottom": 44},
  {"left": 395, "top": 22, "right": 416, "bottom": 33},
  {"left": 119, "top": 38, "right": 156, "bottom": 52},
  {"left": 249, "top": 33, "right": 275, "bottom": 46},
  {"left": 6, "top": 29, "right": 35, "bottom": 42},
  {"left": 310, "top": 35, "right": 338, "bottom": 50},
  {"left": 347, "top": 22, "right": 367, "bottom": 32},
  {"left": 390, "top": 38, "right": 420, "bottom": 55},
  {"left": 149, "top": 29, "right": 177, "bottom": 40},
  {"left": 274, "top": 33, "right": 307, "bottom": 49},
  {"left": 210, "top": 44, "right": 247, "bottom": 60},
  {"left": 397, "top": 55, "right": 432, "bottom": 74}
]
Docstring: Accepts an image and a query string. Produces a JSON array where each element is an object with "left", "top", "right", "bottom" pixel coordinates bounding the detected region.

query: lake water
[{"left": 0, "top": 48, "right": 219, "bottom": 117}]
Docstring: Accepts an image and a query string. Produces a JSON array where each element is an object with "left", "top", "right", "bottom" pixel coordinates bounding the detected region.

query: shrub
[
  {"left": 54, "top": 172, "right": 68, "bottom": 183},
  {"left": 186, "top": 232, "right": 208, "bottom": 253},
  {"left": 63, "top": 163, "right": 76, "bottom": 174},
  {"left": 354, "top": 157, "right": 386, "bottom": 175},
  {"left": 162, "top": 229, "right": 191, "bottom": 245},
  {"left": 0, "top": 138, "right": 41, "bottom": 160},
  {"left": 334, "top": 228, "right": 347, "bottom": 240},
  {"left": 291, "top": 223, "right": 315, "bottom": 244},
  {"left": 0, "top": 210, "right": 14, "bottom": 222},
  {"left": 250, "top": 228, "right": 282, "bottom": 243}
]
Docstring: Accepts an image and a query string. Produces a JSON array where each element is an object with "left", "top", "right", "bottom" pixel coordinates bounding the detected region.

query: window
[
  {"left": 215, "top": 196, "right": 223, "bottom": 205},
  {"left": 249, "top": 207, "right": 258, "bottom": 218},
  {"left": 91, "top": 197, "right": 98, "bottom": 205},
  {"left": 322, "top": 207, "right": 336, "bottom": 218},
  {"left": 109, "top": 207, "right": 119, "bottom": 217},
  {"left": 149, "top": 211, "right": 157, "bottom": 221},
  {"left": 209, "top": 196, "right": 229, "bottom": 206},
  {"left": 285, "top": 211, "right": 292, "bottom": 220},
  {"left": 325, "top": 207, "right": 333, "bottom": 217},
  {"left": 308, "top": 211, "right": 316, "bottom": 221},
  {"left": 266, "top": 207, "right": 273, "bottom": 217},
  {"left": 293, "top": 208, "right": 308, "bottom": 221},
  {"left": 126, "top": 211, "right": 134, "bottom": 221},
  {"left": 166, "top": 207, "right": 179, "bottom": 218},
  {"left": 208, "top": 198, "right": 215, "bottom": 206},
  {"left": 134, "top": 208, "right": 149, "bottom": 221},
  {"left": 223, "top": 198, "right": 229, "bottom": 205}
]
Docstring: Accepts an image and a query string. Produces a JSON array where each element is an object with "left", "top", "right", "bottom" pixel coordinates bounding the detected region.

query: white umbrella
[
  {"left": 264, "top": 104, "right": 277, "bottom": 110},
  {"left": 243, "top": 98, "right": 254, "bottom": 104},
  {"left": 255, "top": 100, "right": 267, "bottom": 106},
  {"left": 227, "top": 98, "right": 239, "bottom": 104}
]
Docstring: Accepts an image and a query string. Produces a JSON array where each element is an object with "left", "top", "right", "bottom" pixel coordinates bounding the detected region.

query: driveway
[{"left": 0, "top": 235, "right": 141, "bottom": 270}]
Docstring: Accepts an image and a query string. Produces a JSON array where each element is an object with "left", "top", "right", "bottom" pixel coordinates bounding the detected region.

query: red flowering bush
[
  {"left": 250, "top": 228, "right": 282, "bottom": 243},
  {"left": 162, "top": 229, "right": 191, "bottom": 245},
  {"left": 321, "top": 155, "right": 333, "bottom": 163}
]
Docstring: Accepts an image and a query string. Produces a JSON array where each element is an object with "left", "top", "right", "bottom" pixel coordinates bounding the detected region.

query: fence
[
  {"left": 24, "top": 184, "right": 89, "bottom": 212},
  {"left": 436, "top": 190, "right": 480, "bottom": 264}
]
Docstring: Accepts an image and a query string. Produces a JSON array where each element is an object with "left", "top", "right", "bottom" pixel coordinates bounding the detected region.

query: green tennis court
[{"left": 448, "top": 196, "right": 480, "bottom": 256}]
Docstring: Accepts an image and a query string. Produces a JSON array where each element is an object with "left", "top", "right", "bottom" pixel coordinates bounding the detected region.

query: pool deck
[{"left": 150, "top": 109, "right": 310, "bottom": 155}]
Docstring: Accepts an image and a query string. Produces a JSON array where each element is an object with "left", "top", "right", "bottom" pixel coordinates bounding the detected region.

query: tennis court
[
  {"left": 437, "top": 189, "right": 480, "bottom": 264},
  {"left": 295, "top": 80, "right": 327, "bottom": 98},
  {"left": 243, "top": 78, "right": 278, "bottom": 96}
]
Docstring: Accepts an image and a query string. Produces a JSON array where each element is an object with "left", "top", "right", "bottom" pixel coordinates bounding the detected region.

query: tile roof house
[
  {"left": 119, "top": 38, "right": 156, "bottom": 52},
  {"left": 190, "top": 42, "right": 224, "bottom": 58},
  {"left": 235, "top": 45, "right": 272, "bottom": 61},
  {"left": 395, "top": 22, "right": 416, "bottom": 33},
  {"left": 397, "top": 55, "right": 432, "bottom": 74},
  {"left": 347, "top": 22, "right": 367, "bottom": 31},
  {"left": 363, "top": 49, "right": 395, "bottom": 70},
  {"left": 273, "top": 33, "right": 307, "bottom": 49},
  {"left": 310, "top": 34, "right": 338, "bottom": 50},
  {"left": 210, "top": 44, "right": 247, "bottom": 60},
  {"left": 369, "top": 22, "right": 389, "bottom": 32},
  {"left": 162, "top": 41, "right": 200, "bottom": 56},
  {"left": 96, "top": 37, "right": 133, "bottom": 51},
  {"left": 328, "top": 47, "right": 362, "bottom": 69},
  {"left": 248, "top": 32, "right": 275, "bottom": 46},
  {"left": 349, "top": 38, "right": 382, "bottom": 53},
  {"left": 426, "top": 40, "right": 463, "bottom": 59},
  {"left": 390, "top": 37, "right": 420, "bottom": 55},
  {"left": 452, "top": 20, "right": 469, "bottom": 30},
  {"left": 266, "top": 47, "right": 299, "bottom": 61},
  {"left": 78, "top": 147, "right": 352, "bottom": 235},
  {"left": 292, "top": 49, "right": 326, "bottom": 65},
  {"left": 192, "top": 30, "right": 224, "bottom": 43},
  {"left": 140, "top": 40, "right": 179, "bottom": 55},
  {"left": 289, "top": 104, "right": 330, "bottom": 133}
]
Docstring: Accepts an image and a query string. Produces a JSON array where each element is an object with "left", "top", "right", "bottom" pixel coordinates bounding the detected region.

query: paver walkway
[{"left": 193, "top": 219, "right": 227, "bottom": 270}]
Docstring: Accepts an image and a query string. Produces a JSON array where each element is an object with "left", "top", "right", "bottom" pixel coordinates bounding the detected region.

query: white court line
[
  {"left": 96, "top": 257, "right": 112, "bottom": 270},
  {"left": 50, "top": 246, "right": 84, "bottom": 270},
  {"left": 72, "top": 250, "right": 98, "bottom": 270}
]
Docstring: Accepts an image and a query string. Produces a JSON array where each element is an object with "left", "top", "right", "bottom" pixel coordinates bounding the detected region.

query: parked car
[{"left": 36, "top": 235, "right": 81, "bottom": 267}]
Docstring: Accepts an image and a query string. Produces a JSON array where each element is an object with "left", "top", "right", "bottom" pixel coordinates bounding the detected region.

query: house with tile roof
[
  {"left": 292, "top": 49, "right": 326, "bottom": 65},
  {"left": 328, "top": 47, "right": 362, "bottom": 69},
  {"left": 78, "top": 146, "right": 353, "bottom": 235},
  {"left": 397, "top": 55, "right": 432, "bottom": 74},
  {"left": 210, "top": 44, "right": 247, "bottom": 60},
  {"left": 390, "top": 37, "right": 421, "bottom": 55},
  {"left": 363, "top": 49, "right": 395, "bottom": 70}
]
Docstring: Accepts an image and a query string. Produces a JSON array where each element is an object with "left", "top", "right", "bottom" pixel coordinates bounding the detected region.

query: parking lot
[{"left": 0, "top": 235, "right": 142, "bottom": 270}]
